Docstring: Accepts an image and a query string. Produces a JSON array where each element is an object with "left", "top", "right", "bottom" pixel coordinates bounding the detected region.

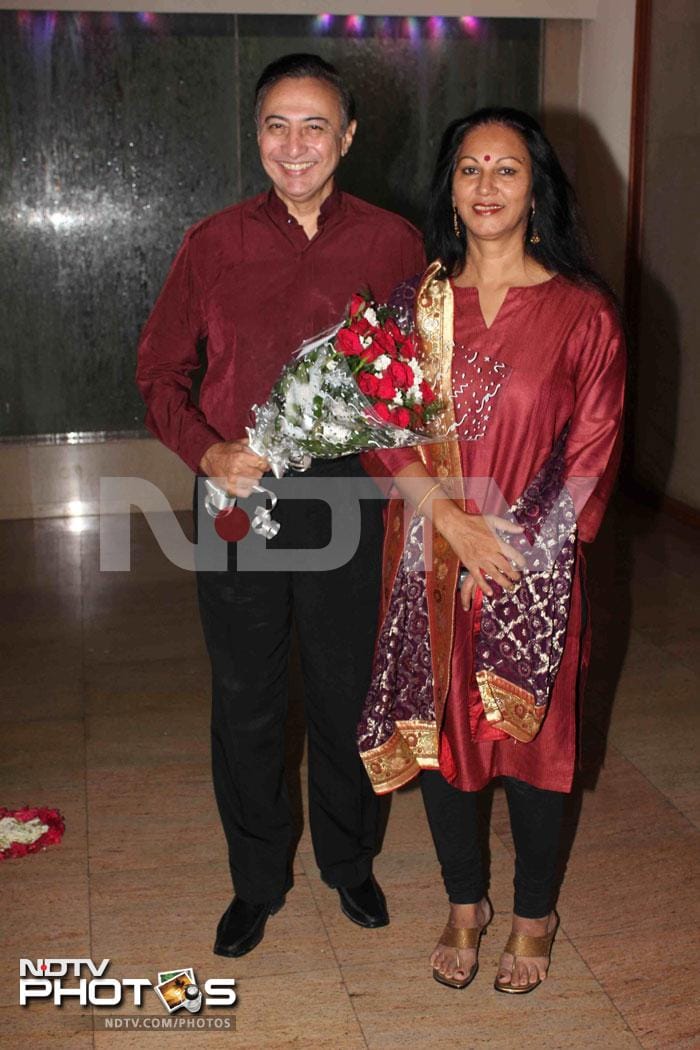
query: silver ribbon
[
  {"left": 251, "top": 500, "right": 280, "bottom": 539},
  {"left": 204, "top": 479, "right": 280, "bottom": 539},
  {"left": 204, "top": 479, "right": 237, "bottom": 516}
]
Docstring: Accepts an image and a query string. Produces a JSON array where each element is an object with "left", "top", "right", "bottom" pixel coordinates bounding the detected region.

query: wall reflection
[{"left": 0, "top": 12, "right": 540, "bottom": 438}]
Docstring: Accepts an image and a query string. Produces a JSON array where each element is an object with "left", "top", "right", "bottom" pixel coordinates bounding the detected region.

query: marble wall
[{"left": 0, "top": 12, "right": 540, "bottom": 440}]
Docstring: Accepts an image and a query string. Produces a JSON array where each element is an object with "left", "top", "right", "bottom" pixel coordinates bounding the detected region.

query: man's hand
[{"left": 200, "top": 441, "right": 270, "bottom": 498}]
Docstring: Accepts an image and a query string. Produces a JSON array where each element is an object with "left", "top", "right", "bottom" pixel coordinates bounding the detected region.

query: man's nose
[{"left": 285, "top": 126, "right": 306, "bottom": 156}]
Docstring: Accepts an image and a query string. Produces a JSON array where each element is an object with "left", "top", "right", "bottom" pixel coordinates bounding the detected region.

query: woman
[{"left": 358, "top": 108, "right": 625, "bottom": 993}]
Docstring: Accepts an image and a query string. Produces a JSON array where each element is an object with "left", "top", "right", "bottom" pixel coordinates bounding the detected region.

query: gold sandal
[
  {"left": 432, "top": 920, "right": 489, "bottom": 990},
  {"left": 494, "top": 914, "right": 559, "bottom": 995}
]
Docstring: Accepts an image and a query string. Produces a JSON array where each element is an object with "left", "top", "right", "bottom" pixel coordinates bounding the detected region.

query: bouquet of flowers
[{"left": 205, "top": 291, "right": 445, "bottom": 537}]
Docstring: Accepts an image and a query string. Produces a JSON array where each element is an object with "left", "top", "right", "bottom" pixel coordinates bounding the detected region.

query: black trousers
[
  {"left": 195, "top": 457, "right": 382, "bottom": 903},
  {"left": 420, "top": 770, "right": 565, "bottom": 918}
]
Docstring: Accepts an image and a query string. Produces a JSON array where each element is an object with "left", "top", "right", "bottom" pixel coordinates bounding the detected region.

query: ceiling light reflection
[{"left": 15, "top": 201, "right": 128, "bottom": 233}]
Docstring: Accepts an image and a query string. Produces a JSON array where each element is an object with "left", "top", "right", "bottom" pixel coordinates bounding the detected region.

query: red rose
[
  {"left": 335, "top": 327, "right": 364, "bottom": 356},
  {"left": 372, "top": 401, "right": 392, "bottom": 422},
  {"left": 391, "top": 406, "right": 411, "bottom": 428},
  {"left": 399, "top": 333, "right": 418, "bottom": 359},
  {"left": 357, "top": 371, "right": 380, "bottom": 398},
  {"left": 359, "top": 339, "right": 383, "bottom": 363},
  {"left": 384, "top": 317, "right": 403, "bottom": 342},
  {"left": 352, "top": 317, "right": 376, "bottom": 337},
  {"left": 388, "top": 360, "right": 414, "bottom": 389},
  {"left": 371, "top": 328, "right": 397, "bottom": 357},
  {"left": 420, "top": 379, "right": 436, "bottom": 405},
  {"left": 376, "top": 375, "right": 397, "bottom": 400},
  {"left": 348, "top": 292, "right": 367, "bottom": 318}
]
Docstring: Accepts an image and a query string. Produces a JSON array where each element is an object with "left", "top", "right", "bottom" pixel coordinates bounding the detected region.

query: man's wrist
[{"left": 199, "top": 442, "right": 223, "bottom": 476}]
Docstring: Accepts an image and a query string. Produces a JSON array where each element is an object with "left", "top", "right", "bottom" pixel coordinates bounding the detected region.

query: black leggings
[{"left": 420, "top": 770, "right": 565, "bottom": 918}]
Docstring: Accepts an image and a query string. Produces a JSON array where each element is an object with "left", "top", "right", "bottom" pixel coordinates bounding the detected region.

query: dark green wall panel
[{"left": 0, "top": 12, "right": 540, "bottom": 437}]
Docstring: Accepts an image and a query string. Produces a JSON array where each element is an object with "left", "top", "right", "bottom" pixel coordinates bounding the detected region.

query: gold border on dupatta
[
  {"left": 475, "top": 670, "right": 544, "bottom": 743},
  {"left": 360, "top": 721, "right": 439, "bottom": 795},
  {"left": 414, "top": 264, "right": 464, "bottom": 730},
  {"left": 365, "top": 262, "right": 466, "bottom": 797}
]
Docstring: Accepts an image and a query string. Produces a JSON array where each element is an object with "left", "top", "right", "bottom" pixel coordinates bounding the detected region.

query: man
[{"left": 137, "top": 53, "right": 424, "bottom": 958}]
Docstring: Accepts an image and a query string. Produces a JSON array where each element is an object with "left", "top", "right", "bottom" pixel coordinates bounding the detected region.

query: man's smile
[{"left": 278, "top": 161, "right": 315, "bottom": 172}]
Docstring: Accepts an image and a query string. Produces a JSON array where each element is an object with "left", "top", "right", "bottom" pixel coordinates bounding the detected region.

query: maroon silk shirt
[{"left": 136, "top": 186, "right": 425, "bottom": 472}]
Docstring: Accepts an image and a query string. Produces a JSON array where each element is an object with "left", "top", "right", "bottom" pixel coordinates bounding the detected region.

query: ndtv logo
[{"left": 19, "top": 959, "right": 236, "bottom": 1010}]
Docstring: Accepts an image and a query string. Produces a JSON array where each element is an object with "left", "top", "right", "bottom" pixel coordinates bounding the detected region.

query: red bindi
[{"left": 484, "top": 155, "right": 491, "bottom": 161}]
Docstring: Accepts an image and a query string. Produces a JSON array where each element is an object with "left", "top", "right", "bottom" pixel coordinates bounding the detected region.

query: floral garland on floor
[{"left": 0, "top": 807, "right": 65, "bottom": 860}]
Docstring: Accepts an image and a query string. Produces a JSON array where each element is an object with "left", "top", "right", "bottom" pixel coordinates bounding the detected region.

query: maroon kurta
[
  {"left": 136, "top": 186, "right": 425, "bottom": 472},
  {"left": 367, "top": 275, "right": 626, "bottom": 792}
]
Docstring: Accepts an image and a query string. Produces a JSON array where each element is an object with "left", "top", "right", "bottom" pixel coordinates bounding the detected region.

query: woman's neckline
[
  {"left": 450, "top": 274, "right": 561, "bottom": 330},
  {"left": 450, "top": 273, "right": 561, "bottom": 293}
]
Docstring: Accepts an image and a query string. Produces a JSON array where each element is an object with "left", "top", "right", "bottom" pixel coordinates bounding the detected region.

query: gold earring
[
  {"left": 453, "top": 205, "right": 461, "bottom": 238},
  {"left": 529, "top": 205, "right": 541, "bottom": 245}
]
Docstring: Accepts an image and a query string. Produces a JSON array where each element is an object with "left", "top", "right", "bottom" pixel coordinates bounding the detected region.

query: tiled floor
[{"left": 1, "top": 496, "right": 698, "bottom": 1049}]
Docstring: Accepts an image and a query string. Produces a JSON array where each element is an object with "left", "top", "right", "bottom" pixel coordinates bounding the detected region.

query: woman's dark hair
[
  {"left": 254, "top": 53, "right": 356, "bottom": 131},
  {"left": 425, "top": 107, "right": 612, "bottom": 297}
]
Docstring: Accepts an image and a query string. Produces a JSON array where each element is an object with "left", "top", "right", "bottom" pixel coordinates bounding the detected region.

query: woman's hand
[
  {"left": 200, "top": 440, "right": 270, "bottom": 498},
  {"left": 434, "top": 501, "right": 526, "bottom": 602},
  {"left": 459, "top": 574, "right": 478, "bottom": 612}
]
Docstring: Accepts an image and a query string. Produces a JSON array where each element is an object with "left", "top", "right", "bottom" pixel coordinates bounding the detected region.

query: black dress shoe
[
  {"left": 213, "top": 895, "right": 285, "bottom": 958},
  {"left": 337, "top": 875, "right": 389, "bottom": 928}
]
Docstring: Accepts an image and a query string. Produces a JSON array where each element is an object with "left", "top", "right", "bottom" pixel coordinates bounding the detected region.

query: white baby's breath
[{"left": 372, "top": 354, "right": 392, "bottom": 373}]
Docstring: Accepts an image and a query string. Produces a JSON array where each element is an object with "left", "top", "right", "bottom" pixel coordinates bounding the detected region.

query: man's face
[{"left": 257, "top": 76, "right": 356, "bottom": 213}]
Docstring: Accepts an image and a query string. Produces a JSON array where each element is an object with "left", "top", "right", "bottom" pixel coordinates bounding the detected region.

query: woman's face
[{"left": 452, "top": 124, "right": 534, "bottom": 244}]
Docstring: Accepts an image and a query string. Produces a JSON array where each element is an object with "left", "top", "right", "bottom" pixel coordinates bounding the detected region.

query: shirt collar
[{"left": 262, "top": 183, "right": 343, "bottom": 230}]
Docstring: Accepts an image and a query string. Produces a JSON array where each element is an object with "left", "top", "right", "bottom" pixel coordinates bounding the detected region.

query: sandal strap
[
  {"left": 439, "top": 924, "right": 481, "bottom": 950},
  {"left": 503, "top": 930, "right": 555, "bottom": 959}
]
